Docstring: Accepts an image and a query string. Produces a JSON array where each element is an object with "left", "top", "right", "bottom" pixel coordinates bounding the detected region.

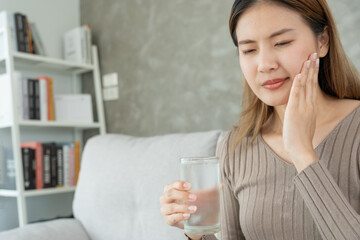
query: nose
[{"left": 257, "top": 49, "right": 278, "bottom": 73}]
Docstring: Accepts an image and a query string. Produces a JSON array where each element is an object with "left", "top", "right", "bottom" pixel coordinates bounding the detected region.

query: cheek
[
  {"left": 239, "top": 58, "right": 255, "bottom": 82},
  {"left": 287, "top": 45, "right": 314, "bottom": 73}
]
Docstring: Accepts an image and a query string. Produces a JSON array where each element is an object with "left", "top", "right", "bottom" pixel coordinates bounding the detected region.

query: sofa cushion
[
  {"left": 0, "top": 219, "right": 89, "bottom": 240},
  {"left": 73, "top": 130, "right": 223, "bottom": 240}
]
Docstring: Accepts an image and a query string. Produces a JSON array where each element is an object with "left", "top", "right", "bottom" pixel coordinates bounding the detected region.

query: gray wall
[{"left": 80, "top": 0, "right": 360, "bottom": 137}]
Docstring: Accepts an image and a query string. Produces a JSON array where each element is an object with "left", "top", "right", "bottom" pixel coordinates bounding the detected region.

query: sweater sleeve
[
  {"left": 293, "top": 160, "right": 360, "bottom": 240},
  {"left": 202, "top": 132, "right": 245, "bottom": 240}
]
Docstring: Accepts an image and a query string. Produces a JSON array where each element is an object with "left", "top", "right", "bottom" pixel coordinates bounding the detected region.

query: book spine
[
  {"left": 63, "top": 145, "right": 70, "bottom": 187},
  {"left": 29, "top": 23, "right": 46, "bottom": 56},
  {"left": 81, "top": 27, "right": 87, "bottom": 64},
  {"left": 22, "top": 148, "right": 31, "bottom": 190},
  {"left": 35, "top": 143, "right": 43, "bottom": 189},
  {"left": 56, "top": 146, "right": 64, "bottom": 187},
  {"left": 21, "top": 77, "right": 29, "bottom": 120},
  {"left": 25, "top": 17, "right": 33, "bottom": 54},
  {"left": 74, "top": 141, "right": 81, "bottom": 185},
  {"left": 85, "top": 25, "right": 92, "bottom": 64},
  {"left": 38, "top": 79, "right": 47, "bottom": 121},
  {"left": 27, "top": 79, "right": 35, "bottom": 120},
  {"left": 34, "top": 79, "right": 40, "bottom": 120},
  {"left": 21, "top": 15, "right": 29, "bottom": 53},
  {"left": 48, "top": 78, "right": 55, "bottom": 120},
  {"left": 42, "top": 144, "right": 51, "bottom": 188},
  {"left": 30, "top": 148, "right": 36, "bottom": 189},
  {"left": 14, "top": 13, "right": 26, "bottom": 52},
  {"left": 69, "top": 145, "right": 75, "bottom": 186},
  {"left": 50, "top": 142, "right": 57, "bottom": 187}
]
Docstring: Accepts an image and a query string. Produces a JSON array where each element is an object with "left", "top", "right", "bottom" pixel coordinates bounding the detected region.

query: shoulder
[
  {"left": 216, "top": 129, "right": 255, "bottom": 165},
  {"left": 216, "top": 129, "right": 252, "bottom": 156}
]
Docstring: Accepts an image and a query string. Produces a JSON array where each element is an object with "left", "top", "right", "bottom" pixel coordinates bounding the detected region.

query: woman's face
[{"left": 236, "top": 3, "right": 320, "bottom": 106}]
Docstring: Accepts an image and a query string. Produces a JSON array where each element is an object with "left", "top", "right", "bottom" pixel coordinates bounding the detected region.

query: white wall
[{"left": 0, "top": 0, "right": 80, "bottom": 59}]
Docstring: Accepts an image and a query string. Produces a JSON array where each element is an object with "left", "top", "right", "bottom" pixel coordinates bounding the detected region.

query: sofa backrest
[{"left": 73, "top": 130, "right": 225, "bottom": 240}]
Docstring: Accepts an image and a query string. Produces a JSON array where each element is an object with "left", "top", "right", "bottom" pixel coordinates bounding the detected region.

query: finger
[
  {"left": 165, "top": 213, "right": 190, "bottom": 227},
  {"left": 299, "top": 57, "right": 311, "bottom": 106},
  {"left": 312, "top": 58, "right": 320, "bottom": 103},
  {"left": 161, "top": 203, "right": 197, "bottom": 216},
  {"left": 164, "top": 181, "right": 192, "bottom": 193},
  {"left": 306, "top": 53, "right": 317, "bottom": 104},
  {"left": 160, "top": 188, "right": 197, "bottom": 204},
  {"left": 287, "top": 73, "right": 302, "bottom": 108}
]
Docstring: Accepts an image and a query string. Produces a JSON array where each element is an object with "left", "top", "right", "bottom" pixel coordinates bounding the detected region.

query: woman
[{"left": 160, "top": 0, "right": 360, "bottom": 239}]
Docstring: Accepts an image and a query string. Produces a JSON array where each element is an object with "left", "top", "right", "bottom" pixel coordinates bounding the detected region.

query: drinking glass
[{"left": 180, "top": 156, "right": 220, "bottom": 235}]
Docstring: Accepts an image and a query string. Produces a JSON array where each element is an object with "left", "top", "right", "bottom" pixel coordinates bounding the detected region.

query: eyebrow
[{"left": 238, "top": 28, "right": 295, "bottom": 45}]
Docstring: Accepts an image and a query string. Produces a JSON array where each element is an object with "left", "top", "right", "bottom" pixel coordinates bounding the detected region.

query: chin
[{"left": 260, "top": 95, "right": 289, "bottom": 107}]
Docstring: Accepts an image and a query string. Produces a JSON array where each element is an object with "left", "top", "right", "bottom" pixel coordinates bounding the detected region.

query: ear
[{"left": 317, "top": 26, "right": 329, "bottom": 58}]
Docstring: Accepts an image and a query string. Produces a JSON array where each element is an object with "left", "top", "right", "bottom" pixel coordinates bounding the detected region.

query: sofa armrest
[{"left": 0, "top": 218, "right": 90, "bottom": 240}]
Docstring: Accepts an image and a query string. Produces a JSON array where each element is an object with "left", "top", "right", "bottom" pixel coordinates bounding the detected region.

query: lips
[{"left": 262, "top": 78, "right": 289, "bottom": 90}]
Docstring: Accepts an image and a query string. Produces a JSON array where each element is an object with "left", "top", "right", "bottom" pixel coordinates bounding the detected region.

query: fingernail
[
  {"left": 183, "top": 213, "right": 190, "bottom": 218},
  {"left": 183, "top": 182, "right": 191, "bottom": 188},
  {"left": 312, "top": 53, "right": 317, "bottom": 61},
  {"left": 189, "top": 194, "right": 197, "bottom": 200},
  {"left": 306, "top": 60, "right": 311, "bottom": 68},
  {"left": 188, "top": 206, "right": 197, "bottom": 212},
  {"left": 297, "top": 74, "right": 302, "bottom": 80},
  {"left": 316, "top": 58, "right": 320, "bottom": 68}
]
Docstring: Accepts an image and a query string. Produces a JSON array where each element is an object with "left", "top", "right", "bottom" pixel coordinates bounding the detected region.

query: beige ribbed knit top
[{"left": 204, "top": 105, "right": 360, "bottom": 240}]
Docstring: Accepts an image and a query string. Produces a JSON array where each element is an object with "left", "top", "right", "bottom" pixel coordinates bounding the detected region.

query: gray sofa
[{"left": 0, "top": 130, "right": 225, "bottom": 240}]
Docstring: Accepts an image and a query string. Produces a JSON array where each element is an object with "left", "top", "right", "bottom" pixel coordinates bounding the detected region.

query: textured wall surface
[{"left": 80, "top": 0, "right": 360, "bottom": 137}]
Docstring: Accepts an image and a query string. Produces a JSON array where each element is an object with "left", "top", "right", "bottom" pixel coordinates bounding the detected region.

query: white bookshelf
[{"left": 0, "top": 26, "right": 106, "bottom": 230}]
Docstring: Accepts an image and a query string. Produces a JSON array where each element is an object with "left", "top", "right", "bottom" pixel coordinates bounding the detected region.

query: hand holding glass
[{"left": 180, "top": 157, "right": 221, "bottom": 235}]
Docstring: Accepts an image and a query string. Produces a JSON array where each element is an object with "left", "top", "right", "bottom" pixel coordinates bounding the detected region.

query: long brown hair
[{"left": 229, "top": 0, "right": 360, "bottom": 149}]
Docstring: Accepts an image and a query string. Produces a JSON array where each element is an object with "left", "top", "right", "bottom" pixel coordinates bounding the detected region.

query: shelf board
[
  {"left": 0, "top": 189, "right": 19, "bottom": 197},
  {"left": 11, "top": 51, "right": 94, "bottom": 73},
  {"left": 24, "top": 186, "right": 76, "bottom": 197},
  {"left": 0, "top": 122, "right": 13, "bottom": 129},
  {"left": 19, "top": 120, "right": 101, "bottom": 129},
  {"left": 0, "top": 186, "right": 76, "bottom": 197}
]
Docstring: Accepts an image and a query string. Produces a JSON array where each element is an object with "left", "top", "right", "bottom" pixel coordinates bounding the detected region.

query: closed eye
[
  {"left": 242, "top": 49, "right": 255, "bottom": 55},
  {"left": 242, "top": 41, "right": 293, "bottom": 55},
  {"left": 275, "top": 41, "right": 293, "bottom": 47}
]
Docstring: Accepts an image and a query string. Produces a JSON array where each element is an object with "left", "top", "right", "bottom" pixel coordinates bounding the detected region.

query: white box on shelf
[
  {"left": 0, "top": 10, "right": 18, "bottom": 56},
  {"left": 63, "top": 25, "right": 92, "bottom": 64},
  {"left": 0, "top": 74, "right": 12, "bottom": 124},
  {"left": 54, "top": 94, "right": 93, "bottom": 123}
]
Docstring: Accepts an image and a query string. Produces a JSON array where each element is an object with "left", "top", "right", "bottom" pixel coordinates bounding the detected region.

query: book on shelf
[
  {"left": 20, "top": 142, "right": 43, "bottom": 189},
  {"left": 42, "top": 143, "right": 52, "bottom": 188},
  {"left": 14, "top": 13, "right": 27, "bottom": 53},
  {"left": 27, "top": 78, "right": 36, "bottom": 120},
  {"left": 38, "top": 78, "right": 48, "bottom": 121},
  {"left": 28, "top": 22, "right": 46, "bottom": 56},
  {"left": 63, "top": 25, "right": 92, "bottom": 64},
  {"left": 17, "top": 75, "right": 55, "bottom": 121},
  {"left": 37, "top": 76, "right": 55, "bottom": 121},
  {"left": 20, "top": 141, "right": 81, "bottom": 190},
  {"left": 21, "top": 148, "right": 36, "bottom": 190},
  {"left": 0, "top": 10, "right": 45, "bottom": 56}
]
